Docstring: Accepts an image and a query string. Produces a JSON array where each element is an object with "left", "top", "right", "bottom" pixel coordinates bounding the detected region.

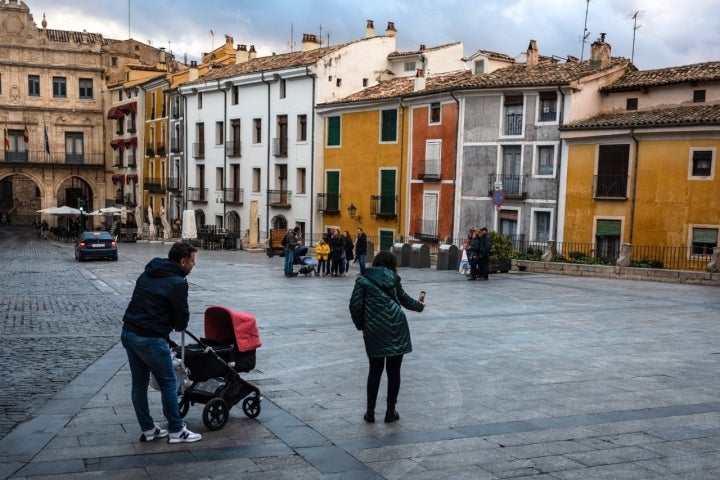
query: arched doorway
[
  {"left": 0, "top": 173, "right": 42, "bottom": 225},
  {"left": 270, "top": 214, "right": 287, "bottom": 230},
  {"left": 226, "top": 210, "right": 241, "bottom": 233}
]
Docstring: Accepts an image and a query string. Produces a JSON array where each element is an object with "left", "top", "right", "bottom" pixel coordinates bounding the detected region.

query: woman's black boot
[{"left": 363, "top": 410, "right": 375, "bottom": 423}]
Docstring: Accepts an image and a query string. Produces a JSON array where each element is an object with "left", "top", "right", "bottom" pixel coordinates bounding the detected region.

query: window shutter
[
  {"left": 693, "top": 228, "right": 718, "bottom": 244},
  {"left": 596, "top": 219, "right": 621, "bottom": 236}
]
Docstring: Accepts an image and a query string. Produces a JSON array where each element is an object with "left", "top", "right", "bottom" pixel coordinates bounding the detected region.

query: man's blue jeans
[
  {"left": 358, "top": 253, "right": 367, "bottom": 274},
  {"left": 284, "top": 248, "right": 294, "bottom": 275},
  {"left": 121, "top": 329, "right": 183, "bottom": 433}
]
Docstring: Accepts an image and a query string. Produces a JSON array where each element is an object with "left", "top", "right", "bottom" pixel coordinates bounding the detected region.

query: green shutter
[
  {"left": 381, "top": 109, "right": 397, "bottom": 142},
  {"left": 379, "top": 231, "right": 394, "bottom": 251},
  {"left": 694, "top": 228, "right": 718, "bottom": 244},
  {"left": 596, "top": 219, "right": 621, "bottom": 236},
  {"left": 326, "top": 171, "right": 339, "bottom": 211},
  {"left": 380, "top": 170, "right": 396, "bottom": 214},
  {"left": 327, "top": 116, "right": 340, "bottom": 146}
]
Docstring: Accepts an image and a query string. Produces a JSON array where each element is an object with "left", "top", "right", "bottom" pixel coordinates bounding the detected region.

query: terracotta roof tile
[
  {"left": 602, "top": 62, "right": 720, "bottom": 92},
  {"left": 388, "top": 42, "right": 462, "bottom": 57},
  {"left": 43, "top": 28, "right": 111, "bottom": 45},
  {"left": 470, "top": 49, "right": 515, "bottom": 62},
  {"left": 562, "top": 104, "right": 720, "bottom": 130},
  {"left": 322, "top": 56, "right": 631, "bottom": 105}
]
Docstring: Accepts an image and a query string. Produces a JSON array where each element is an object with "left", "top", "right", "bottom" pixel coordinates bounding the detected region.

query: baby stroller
[
  {"left": 175, "top": 306, "right": 262, "bottom": 430},
  {"left": 293, "top": 245, "right": 317, "bottom": 276}
]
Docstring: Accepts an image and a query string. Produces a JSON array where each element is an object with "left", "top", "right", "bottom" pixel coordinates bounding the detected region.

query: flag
[
  {"left": 44, "top": 124, "right": 50, "bottom": 155},
  {"left": 3, "top": 127, "right": 8, "bottom": 152},
  {"left": 23, "top": 124, "right": 29, "bottom": 143}
]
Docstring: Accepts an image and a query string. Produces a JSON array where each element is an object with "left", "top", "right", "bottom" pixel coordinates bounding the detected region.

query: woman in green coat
[{"left": 349, "top": 251, "right": 425, "bottom": 423}]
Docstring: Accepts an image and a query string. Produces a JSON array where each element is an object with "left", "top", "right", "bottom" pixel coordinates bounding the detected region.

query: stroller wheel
[
  {"left": 178, "top": 398, "right": 190, "bottom": 418},
  {"left": 242, "top": 395, "right": 262, "bottom": 418},
  {"left": 202, "top": 397, "right": 230, "bottom": 430}
]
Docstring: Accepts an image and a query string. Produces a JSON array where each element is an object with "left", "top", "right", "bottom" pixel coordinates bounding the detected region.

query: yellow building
[
  {"left": 317, "top": 101, "right": 410, "bottom": 251},
  {"left": 561, "top": 104, "right": 720, "bottom": 269}
]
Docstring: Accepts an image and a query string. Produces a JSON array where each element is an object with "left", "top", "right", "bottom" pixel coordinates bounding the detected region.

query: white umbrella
[
  {"left": 99, "top": 207, "right": 123, "bottom": 215},
  {"left": 86, "top": 210, "right": 104, "bottom": 216},
  {"left": 147, "top": 204, "right": 155, "bottom": 239},
  {"left": 160, "top": 207, "right": 171, "bottom": 240},
  {"left": 134, "top": 205, "right": 143, "bottom": 233},
  {"left": 36, "top": 207, "right": 56, "bottom": 213},
  {"left": 182, "top": 210, "right": 197, "bottom": 239},
  {"left": 47, "top": 206, "right": 81, "bottom": 215}
]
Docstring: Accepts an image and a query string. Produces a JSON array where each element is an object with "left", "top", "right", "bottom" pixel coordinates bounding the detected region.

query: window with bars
[
  {"left": 692, "top": 227, "right": 718, "bottom": 255},
  {"left": 690, "top": 149, "right": 713, "bottom": 178},
  {"left": 503, "top": 95, "right": 523, "bottom": 136},
  {"left": 538, "top": 92, "right": 557, "bottom": 122}
]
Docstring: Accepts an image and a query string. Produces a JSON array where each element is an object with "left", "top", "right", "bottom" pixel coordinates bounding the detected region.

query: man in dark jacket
[
  {"left": 349, "top": 251, "right": 425, "bottom": 424},
  {"left": 283, "top": 227, "right": 301, "bottom": 277},
  {"left": 478, "top": 227, "right": 492, "bottom": 281},
  {"left": 355, "top": 227, "right": 368, "bottom": 274},
  {"left": 121, "top": 242, "right": 202, "bottom": 444}
]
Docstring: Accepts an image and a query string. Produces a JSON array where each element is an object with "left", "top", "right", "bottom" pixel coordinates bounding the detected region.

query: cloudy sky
[{"left": 25, "top": 0, "right": 719, "bottom": 71}]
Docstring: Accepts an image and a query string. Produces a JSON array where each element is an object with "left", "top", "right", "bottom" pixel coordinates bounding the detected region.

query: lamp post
[{"left": 347, "top": 203, "right": 362, "bottom": 222}]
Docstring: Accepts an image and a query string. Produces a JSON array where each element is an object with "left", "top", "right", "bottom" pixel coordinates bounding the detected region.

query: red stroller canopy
[{"left": 204, "top": 306, "right": 262, "bottom": 352}]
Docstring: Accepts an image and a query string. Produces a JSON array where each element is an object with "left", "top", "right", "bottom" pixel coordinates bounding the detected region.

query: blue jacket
[{"left": 122, "top": 257, "right": 190, "bottom": 338}]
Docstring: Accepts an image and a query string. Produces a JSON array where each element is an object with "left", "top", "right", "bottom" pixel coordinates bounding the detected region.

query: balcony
[
  {"left": 413, "top": 218, "right": 438, "bottom": 240},
  {"left": 2, "top": 150, "right": 105, "bottom": 167},
  {"left": 145, "top": 144, "right": 155, "bottom": 157},
  {"left": 192, "top": 142, "right": 205, "bottom": 159},
  {"left": 272, "top": 137, "right": 288, "bottom": 157},
  {"left": 156, "top": 144, "right": 166, "bottom": 157},
  {"left": 418, "top": 158, "right": 441, "bottom": 181},
  {"left": 144, "top": 178, "right": 167, "bottom": 192},
  {"left": 187, "top": 187, "right": 209, "bottom": 202},
  {"left": 170, "top": 140, "right": 181, "bottom": 153},
  {"left": 123, "top": 193, "right": 137, "bottom": 207},
  {"left": 316, "top": 193, "right": 340, "bottom": 215},
  {"left": 487, "top": 174, "right": 527, "bottom": 199},
  {"left": 226, "top": 141, "right": 241, "bottom": 157},
  {"left": 167, "top": 177, "right": 181, "bottom": 192},
  {"left": 370, "top": 195, "right": 398, "bottom": 218},
  {"left": 593, "top": 175, "right": 628, "bottom": 200},
  {"left": 268, "top": 189, "right": 292, "bottom": 208},
  {"left": 222, "top": 188, "right": 244, "bottom": 205}
]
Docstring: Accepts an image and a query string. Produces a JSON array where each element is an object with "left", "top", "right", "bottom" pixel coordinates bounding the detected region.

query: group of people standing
[
  {"left": 464, "top": 227, "right": 492, "bottom": 281},
  {"left": 315, "top": 227, "right": 367, "bottom": 277}
]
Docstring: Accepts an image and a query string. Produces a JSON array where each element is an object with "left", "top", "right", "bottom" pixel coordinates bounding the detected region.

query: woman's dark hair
[
  {"left": 372, "top": 250, "right": 397, "bottom": 272},
  {"left": 169, "top": 241, "right": 197, "bottom": 263}
]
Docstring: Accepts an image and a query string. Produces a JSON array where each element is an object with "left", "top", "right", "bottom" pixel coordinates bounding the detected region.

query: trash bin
[
  {"left": 436, "top": 244, "right": 459, "bottom": 270},
  {"left": 409, "top": 243, "right": 430, "bottom": 268},
  {"left": 391, "top": 243, "right": 410, "bottom": 267}
]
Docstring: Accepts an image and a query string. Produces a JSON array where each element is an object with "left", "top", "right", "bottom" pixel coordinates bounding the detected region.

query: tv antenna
[
  {"left": 627, "top": 10, "right": 643, "bottom": 64},
  {"left": 288, "top": 23, "right": 296, "bottom": 52},
  {"left": 579, "top": 0, "right": 591, "bottom": 61}
]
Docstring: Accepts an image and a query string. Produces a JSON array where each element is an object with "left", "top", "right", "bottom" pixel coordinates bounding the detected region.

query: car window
[{"left": 82, "top": 231, "right": 113, "bottom": 241}]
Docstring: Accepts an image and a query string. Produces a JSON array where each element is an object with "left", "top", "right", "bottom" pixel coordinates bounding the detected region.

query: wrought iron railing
[
  {"left": 268, "top": 189, "right": 292, "bottom": 207},
  {"left": 187, "top": 187, "right": 208, "bottom": 202},
  {"left": 487, "top": 174, "right": 527, "bottom": 198},
  {"left": 419, "top": 158, "right": 441, "bottom": 181},
  {"left": 222, "top": 187, "right": 244, "bottom": 204},
  {"left": 370, "top": 195, "right": 397, "bottom": 218},
  {"left": 593, "top": 175, "right": 628, "bottom": 199},
  {"left": 316, "top": 193, "right": 340, "bottom": 214}
]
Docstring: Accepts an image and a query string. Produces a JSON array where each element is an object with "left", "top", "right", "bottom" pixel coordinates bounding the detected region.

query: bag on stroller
[{"left": 175, "top": 306, "right": 263, "bottom": 430}]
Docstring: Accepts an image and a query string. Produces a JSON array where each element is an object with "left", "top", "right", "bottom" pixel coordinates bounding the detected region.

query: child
[
  {"left": 458, "top": 239, "right": 471, "bottom": 275},
  {"left": 315, "top": 237, "right": 330, "bottom": 276}
]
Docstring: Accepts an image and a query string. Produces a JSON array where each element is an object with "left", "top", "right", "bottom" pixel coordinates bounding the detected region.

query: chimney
[
  {"left": 366, "top": 19, "right": 375, "bottom": 38},
  {"left": 566, "top": 55, "right": 578, "bottom": 63},
  {"left": 385, "top": 21, "right": 397, "bottom": 37},
  {"left": 302, "top": 33, "right": 321, "bottom": 51},
  {"left": 189, "top": 60, "right": 198, "bottom": 81},
  {"left": 249, "top": 45, "right": 257, "bottom": 60},
  {"left": 419, "top": 44, "right": 426, "bottom": 51},
  {"left": 235, "top": 44, "right": 249, "bottom": 64},
  {"left": 414, "top": 68, "right": 426, "bottom": 91},
  {"left": 589, "top": 33, "right": 611, "bottom": 69},
  {"left": 225, "top": 35, "right": 233, "bottom": 48},
  {"left": 526, "top": 39, "right": 538, "bottom": 67},
  {"left": 159, "top": 47, "right": 166, "bottom": 64}
]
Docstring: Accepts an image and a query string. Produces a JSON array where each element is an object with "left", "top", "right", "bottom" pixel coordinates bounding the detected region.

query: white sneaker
[
  {"left": 140, "top": 425, "right": 169, "bottom": 442},
  {"left": 168, "top": 426, "right": 202, "bottom": 444}
]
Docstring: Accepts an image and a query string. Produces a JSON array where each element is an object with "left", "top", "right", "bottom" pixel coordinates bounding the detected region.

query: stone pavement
[{"left": 1, "top": 226, "right": 719, "bottom": 479}]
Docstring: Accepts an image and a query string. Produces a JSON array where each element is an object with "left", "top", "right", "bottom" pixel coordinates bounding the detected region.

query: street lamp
[{"left": 347, "top": 203, "right": 362, "bottom": 222}]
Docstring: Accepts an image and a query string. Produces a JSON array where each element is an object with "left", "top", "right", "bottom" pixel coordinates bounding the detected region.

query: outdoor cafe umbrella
[
  {"left": 182, "top": 210, "right": 197, "bottom": 239},
  {"left": 47, "top": 206, "right": 81, "bottom": 215},
  {"left": 160, "top": 207, "right": 171, "bottom": 240},
  {"left": 99, "top": 207, "right": 123, "bottom": 215},
  {"left": 147, "top": 204, "right": 155, "bottom": 239}
]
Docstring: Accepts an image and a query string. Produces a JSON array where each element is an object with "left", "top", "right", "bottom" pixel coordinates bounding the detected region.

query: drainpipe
[
  {"left": 261, "top": 73, "right": 272, "bottom": 238},
  {"left": 397, "top": 97, "right": 405, "bottom": 238},
  {"left": 628, "top": 128, "right": 639, "bottom": 244},
  {"left": 307, "top": 66, "right": 316, "bottom": 245},
  {"left": 178, "top": 89, "right": 189, "bottom": 214},
  {"left": 449, "top": 90, "right": 460, "bottom": 242},
  {"left": 219, "top": 80, "right": 228, "bottom": 228},
  {"left": 552, "top": 86, "right": 566, "bottom": 242}
]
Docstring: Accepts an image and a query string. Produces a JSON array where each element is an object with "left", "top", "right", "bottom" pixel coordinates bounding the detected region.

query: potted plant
[{"left": 488, "top": 231, "right": 512, "bottom": 273}]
